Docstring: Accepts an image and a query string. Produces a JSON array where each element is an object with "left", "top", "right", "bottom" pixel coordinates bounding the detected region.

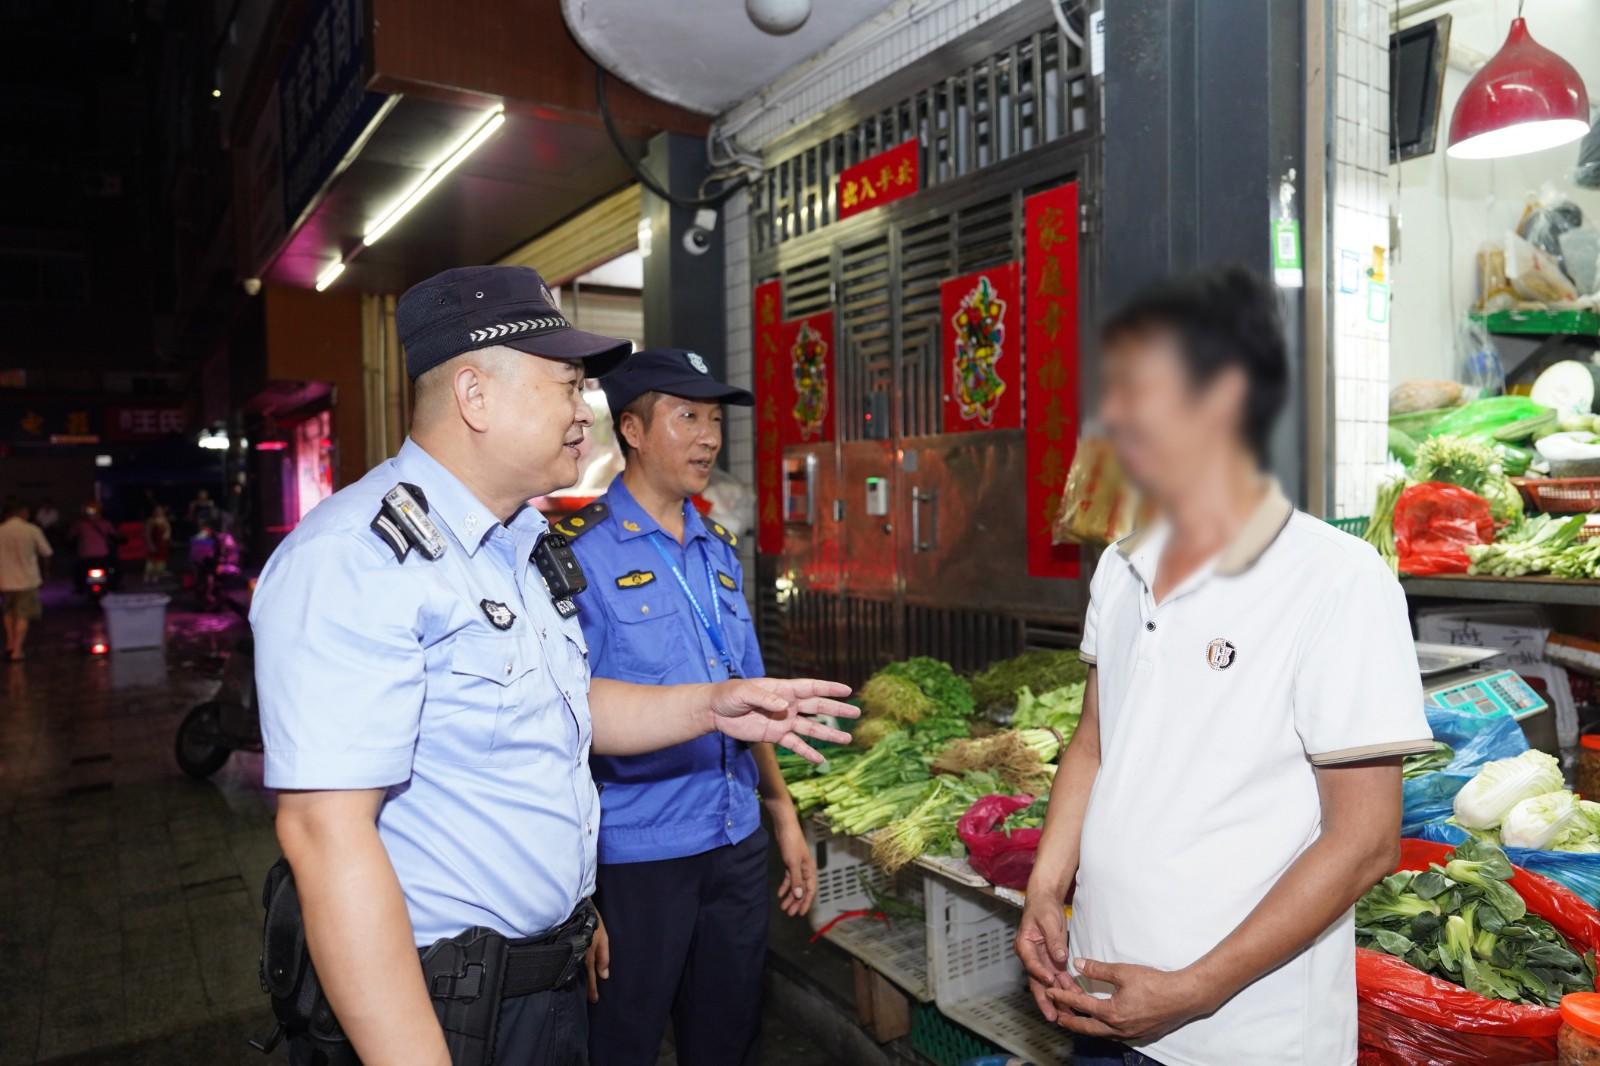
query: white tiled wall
[{"left": 1330, "top": 0, "right": 1395, "bottom": 519}]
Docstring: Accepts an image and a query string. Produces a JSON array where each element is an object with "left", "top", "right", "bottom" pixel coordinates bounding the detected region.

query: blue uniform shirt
[
  {"left": 564, "top": 474, "right": 765, "bottom": 864},
  {"left": 252, "top": 439, "right": 599, "bottom": 945}
]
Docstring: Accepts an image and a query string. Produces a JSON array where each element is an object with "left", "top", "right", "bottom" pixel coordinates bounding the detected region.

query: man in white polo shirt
[{"left": 1014, "top": 266, "right": 1430, "bottom": 1066}]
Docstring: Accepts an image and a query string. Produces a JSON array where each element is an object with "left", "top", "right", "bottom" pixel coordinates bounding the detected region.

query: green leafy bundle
[
  {"left": 1401, "top": 742, "right": 1455, "bottom": 780},
  {"left": 870, "top": 770, "right": 1003, "bottom": 872},
  {"left": 1001, "top": 796, "right": 1049, "bottom": 834},
  {"left": 1467, "top": 514, "right": 1586, "bottom": 577},
  {"left": 877, "top": 657, "right": 976, "bottom": 718},
  {"left": 1411, "top": 435, "right": 1523, "bottom": 525},
  {"left": 859, "top": 674, "right": 937, "bottom": 723},
  {"left": 969, "top": 650, "right": 1089, "bottom": 716},
  {"left": 1355, "top": 839, "right": 1597, "bottom": 1006},
  {"left": 787, "top": 730, "right": 929, "bottom": 818},
  {"left": 1011, "top": 683, "right": 1086, "bottom": 738}
]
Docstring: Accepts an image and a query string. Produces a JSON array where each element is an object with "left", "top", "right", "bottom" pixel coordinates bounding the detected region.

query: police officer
[
  {"left": 250, "top": 266, "right": 854, "bottom": 1065},
  {"left": 558, "top": 349, "right": 814, "bottom": 1066}
]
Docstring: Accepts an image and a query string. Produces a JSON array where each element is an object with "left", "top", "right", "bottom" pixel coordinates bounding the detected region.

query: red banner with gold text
[
  {"left": 941, "top": 263, "right": 1022, "bottom": 433},
  {"left": 753, "top": 280, "right": 785, "bottom": 554},
  {"left": 1023, "top": 183, "right": 1081, "bottom": 579},
  {"left": 837, "top": 139, "right": 919, "bottom": 220}
]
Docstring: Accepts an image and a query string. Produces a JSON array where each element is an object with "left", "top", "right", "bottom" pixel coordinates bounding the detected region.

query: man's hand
[
  {"left": 1044, "top": 960, "right": 1212, "bottom": 1042},
  {"left": 709, "top": 678, "right": 856, "bottom": 763},
  {"left": 585, "top": 910, "right": 610, "bottom": 1004},
  {"left": 773, "top": 811, "right": 817, "bottom": 917},
  {"left": 1015, "top": 893, "right": 1072, "bottom": 1021}
]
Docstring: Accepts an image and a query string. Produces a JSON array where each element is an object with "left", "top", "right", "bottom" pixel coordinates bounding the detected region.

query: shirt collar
[
  {"left": 1116, "top": 478, "right": 1294, "bottom": 581},
  {"left": 393, "top": 438, "right": 546, "bottom": 556},
  {"left": 605, "top": 474, "right": 704, "bottom": 544}
]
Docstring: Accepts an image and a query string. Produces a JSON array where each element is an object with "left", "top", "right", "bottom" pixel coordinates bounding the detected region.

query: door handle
[{"left": 910, "top": 487, "right": 938, "bottom": 553}]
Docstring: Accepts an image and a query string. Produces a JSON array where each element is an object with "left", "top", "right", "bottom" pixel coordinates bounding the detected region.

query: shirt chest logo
[
  {"left": 480, "top": 600, "right": 516, "bottom": 630},
  {"left": 616, "top": 570, "right": 655, "bottom": 589},
  {"left": 1206, "top": 637, "right": 1238, "bottom": 671}
]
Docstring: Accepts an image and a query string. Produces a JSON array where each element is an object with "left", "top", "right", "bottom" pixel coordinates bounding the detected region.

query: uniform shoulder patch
[
  {"left": 553, "top": 500, "right": 608, "bottom": 539},
  {"left": 615, "top": 570, "right": 655, "bottom": 589},
  {"left": 701, "top": 513, "right": 738, "bottom": 548}
]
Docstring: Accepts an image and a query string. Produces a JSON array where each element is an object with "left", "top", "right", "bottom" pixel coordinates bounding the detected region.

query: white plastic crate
[
  {"left": 927, "top": 876, "right": 1073, "bottom": 1064},
  {"left": 807, "top": 822, "right": 931, "bottom": 1001},
  {"left": 101, "top": 593, "right": 169, "bottom": 650}
]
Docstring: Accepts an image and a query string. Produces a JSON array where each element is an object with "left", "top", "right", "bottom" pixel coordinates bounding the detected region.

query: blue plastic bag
[
  {"left": 1414, "top": 821, "right": 1600, "bottom": 911},
  {"left": 1400, "top": 703, "right": 1529, "bottom": 837}
]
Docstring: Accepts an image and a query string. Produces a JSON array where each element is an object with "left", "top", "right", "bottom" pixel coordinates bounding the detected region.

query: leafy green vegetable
[
  {"left": 1011, "top": 683, "right": 1086, "bottom": 736},
  {"left": 1402, "top": 742, "right": 1455, "bottom": 780},
  {"left": 877, "top": 657, "right": 975, "bottom": 718},
  {"left": 1002, "top": 796, "right": 1050, "bottom": 834},
  {"left": 969, "top": 651, "right": 1089, "bottom": 716},
  {"left": 1355, "top": 839, "right": 1596, "bottom": 1006},
  {"left": 859, "top": 674, "right": 937, "bottom": 723},
  {"left": 1500, "top": 791, "right": 1585, "bottom": 850},
  {"left": 1411, "top": 434, "right": 1523, "bottom": 524}
]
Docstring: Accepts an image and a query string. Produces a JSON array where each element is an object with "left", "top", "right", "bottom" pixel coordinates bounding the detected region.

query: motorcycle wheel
[{"left": 175, "top": 702, "right": 232, "bottom": 779}]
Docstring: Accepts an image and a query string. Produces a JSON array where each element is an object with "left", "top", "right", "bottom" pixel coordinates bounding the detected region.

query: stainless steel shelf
[{"left": 1402, "top": 575, "right": 1600, "bottom": 606}]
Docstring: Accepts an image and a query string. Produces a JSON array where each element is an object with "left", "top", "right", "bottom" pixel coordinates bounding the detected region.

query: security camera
[{"left": 682, "top": 207, "right": 718, "bottom": 256}]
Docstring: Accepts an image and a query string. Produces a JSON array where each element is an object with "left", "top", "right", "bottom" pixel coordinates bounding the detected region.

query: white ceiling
[{"left": 562, "top": 0, "right": 899, "bottom": 115}]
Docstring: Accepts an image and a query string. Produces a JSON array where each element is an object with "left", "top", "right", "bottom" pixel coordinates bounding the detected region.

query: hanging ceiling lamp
[{"left": 1446, "top": 4, "right": 1590, "bottom": 160}]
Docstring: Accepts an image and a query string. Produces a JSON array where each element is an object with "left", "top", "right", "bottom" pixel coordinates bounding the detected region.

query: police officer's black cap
[
  {"left": 601, "top": 348, "right": 755, "bottom": 419},
  {"left": 396, "top": 265, "right": 632, "bottom": 381}
]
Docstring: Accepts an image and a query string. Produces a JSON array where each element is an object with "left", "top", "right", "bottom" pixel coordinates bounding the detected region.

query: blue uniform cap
[
  {"left": 600, "top": 347, "right": 755, "bottom": 420},
  {"left": 397, "top": 265, "right": 632, "bottom": 381}
]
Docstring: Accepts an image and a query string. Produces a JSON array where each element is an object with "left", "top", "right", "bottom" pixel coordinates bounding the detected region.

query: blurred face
[
  {"left": 486, "top": 353, "right": 595, "bottom": 496},
  {"left": 624, "top": 396, "right": 724, "bottom": 498},
  {"left": 1098, "top": 327, "right": 1248, "bottom": 498}
]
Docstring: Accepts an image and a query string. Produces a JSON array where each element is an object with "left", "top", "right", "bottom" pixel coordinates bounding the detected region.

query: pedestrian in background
[
  {"left": 69, "top": 503, "right": 117, "bottom": 583},
  {"left": 0, "top": 499, "right": 52, "bottom": 662},
  {"left": 144, "top": 505, "right": 171, "bottom": 584}
]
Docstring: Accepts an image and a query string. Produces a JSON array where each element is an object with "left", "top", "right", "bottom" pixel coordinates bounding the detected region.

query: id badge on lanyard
[{"left": 647, "top": 534, "right": 740, "bottom": 679}]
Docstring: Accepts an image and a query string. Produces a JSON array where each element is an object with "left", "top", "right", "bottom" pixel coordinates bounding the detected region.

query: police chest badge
[
  {"left": 1206, "top": 638, "right": 1238, "bottom": 671},
  {"left": 480, "top": 600, "right": 516, "bottom": 630}
]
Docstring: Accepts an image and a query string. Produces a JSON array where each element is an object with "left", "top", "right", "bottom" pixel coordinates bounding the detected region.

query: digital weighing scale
[{"left": 1416, "top": 641, "right": 1549, "bottom": 723}]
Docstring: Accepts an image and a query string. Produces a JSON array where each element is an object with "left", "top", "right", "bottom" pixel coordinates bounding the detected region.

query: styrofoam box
[
  {"left": 926, "top": 876, "right": 1073, "bottom": 1065},
  {"left": 101, "top": 593, "right": 170, "bottom": 651},
  {"left": 807, "top": 821, "right": 930, "bottom": 1001}
]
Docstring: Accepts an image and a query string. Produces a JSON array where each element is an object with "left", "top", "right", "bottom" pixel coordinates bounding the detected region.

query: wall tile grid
[
  {"left": 719, "top": 0, "right": 1029, "bottom": 578},
  {"left": 1330, "top": 0, "right": 1395, "bottom": 520}
]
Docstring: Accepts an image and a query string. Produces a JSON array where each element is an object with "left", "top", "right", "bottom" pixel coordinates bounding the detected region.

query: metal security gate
[{"left": 754, "top": 10, "right": 1099, "bottom": 686}]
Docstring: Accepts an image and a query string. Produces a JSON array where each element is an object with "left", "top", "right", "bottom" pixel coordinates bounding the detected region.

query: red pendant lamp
[{"left": 1447, "top": 7, "right": 1590, "bottom": 160}]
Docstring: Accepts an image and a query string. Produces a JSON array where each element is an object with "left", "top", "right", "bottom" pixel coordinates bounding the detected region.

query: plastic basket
[
  {"left": 926, "top": 877, "right": 1072, "bottom": 1064},
  {"left": 807, "top": 822, "right": 930, "bottom": 1001},
  {"left": 1326, "top": 515, "right": 1370, "bottom": 536},
  {"left": 1514, "top": 477, "right": 1600, "bottom": 514},
  {"left": 910, "top": 1002, "right": 1006, "bottom": 1066},
  {"left": 101, "top": 593, "right": 170, "bottom": 651}
]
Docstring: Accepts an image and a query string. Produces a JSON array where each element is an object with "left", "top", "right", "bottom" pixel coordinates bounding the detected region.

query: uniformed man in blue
[
  {"left": 560, "top": 349, "right": 814, "bottom": 1066},
  {"left": 250, "top": 266, "right": 854, "bottom": 1066}
]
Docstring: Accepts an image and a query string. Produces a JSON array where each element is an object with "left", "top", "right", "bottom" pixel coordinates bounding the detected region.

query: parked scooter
[
  {"left": 78, "top": 558, "right": 116, "bottom": 601},
  {"left": 175, "top": 598, "right": 261, "bottom": 778}
]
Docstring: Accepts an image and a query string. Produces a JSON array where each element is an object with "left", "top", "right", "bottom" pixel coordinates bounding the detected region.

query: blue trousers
[
  {"left": 588, "top": 827, "right": 770, "bottom": 1066},
  {"left": 1072, "top": 1036, "right": 1165, "bottom": 1066}
]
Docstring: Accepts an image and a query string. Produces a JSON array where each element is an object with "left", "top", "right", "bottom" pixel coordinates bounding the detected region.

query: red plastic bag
[
  {"left": 958, "top": 794, "right": 1041, "bottom": 890},
  {"left": 1394, "top": 482, "right": 1495, "bottom": 576},
  {"left": 1357, "top": 839, "right": 1600, "bottom": 1065}
]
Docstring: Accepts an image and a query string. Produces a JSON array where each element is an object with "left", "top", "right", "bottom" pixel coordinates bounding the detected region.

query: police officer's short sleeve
[
  {"left": 252, "top": 532, "right": 427, "bottom": 790},
  {"left": 1292, "top": 547, "right": 1432, "bottom": 765}
]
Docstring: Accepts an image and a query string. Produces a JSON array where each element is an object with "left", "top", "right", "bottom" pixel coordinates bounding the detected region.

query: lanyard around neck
[{"left": 646, "top": 532, "right": 739, "bottom": 679}]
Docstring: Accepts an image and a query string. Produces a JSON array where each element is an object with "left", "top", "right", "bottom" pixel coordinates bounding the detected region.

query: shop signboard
[
  {"left": 940, "top": 263, "right": 1022, "bottom": 433},
  {"left": 754, "top": 280, "right": 785, "bottom": 554},
  {"left": 104, "top": 405, "right": 189, "bottom": 442},
  {"left": 278, "top": 0, "right": 385, "bottom": 232},
  {"left": 0, "top": 400, "right": 97, "bottom": 444},
  {"left": 836, "top": 139, "right": 920, "bottom": 221},
  {"left": 1023, "top": 182, "right": 1082, "bottom": 579}
]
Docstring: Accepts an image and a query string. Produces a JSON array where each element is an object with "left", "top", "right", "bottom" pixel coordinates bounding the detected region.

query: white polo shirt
[{"left": 1071, "top": 483, "right": 1430, "bottom": 1066}]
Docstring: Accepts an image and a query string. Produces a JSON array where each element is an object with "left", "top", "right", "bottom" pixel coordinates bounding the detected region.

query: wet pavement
[{"left": 0, "top": 581, "right": 835, "bottom": 1065}]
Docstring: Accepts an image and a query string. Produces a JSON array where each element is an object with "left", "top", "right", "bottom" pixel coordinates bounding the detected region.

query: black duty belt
[{"left": 427, "top": 900, "right": 599, "bottom": 1001}]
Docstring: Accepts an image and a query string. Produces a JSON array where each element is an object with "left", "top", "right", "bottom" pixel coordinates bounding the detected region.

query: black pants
[
  {"left": 288, "top": 982, "right": 587, "bottom": 1066},
  {"left": 588, "top": 828, "right": 769, "bottom": 1066}
]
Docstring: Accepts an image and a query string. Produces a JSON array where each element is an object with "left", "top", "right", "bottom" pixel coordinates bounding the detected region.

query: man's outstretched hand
[{"left": 709, "top": 678, "right": 856, "bottom": 763}]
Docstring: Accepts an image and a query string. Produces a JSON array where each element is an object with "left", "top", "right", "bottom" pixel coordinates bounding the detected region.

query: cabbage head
[
  {"left": 1500, "top": 790, "right": 1583, "bottom": 850},
  {"left": 1453, "top": 750, "right": 1563, "bottom": 830}
]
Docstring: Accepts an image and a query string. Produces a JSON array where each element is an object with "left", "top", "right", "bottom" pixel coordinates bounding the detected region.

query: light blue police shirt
[
  {"left": 251, "top": 438, "right": 599, "bottom": 945},
  {"left": 562, "top": 475, "right": 765, "bottom": 865}
]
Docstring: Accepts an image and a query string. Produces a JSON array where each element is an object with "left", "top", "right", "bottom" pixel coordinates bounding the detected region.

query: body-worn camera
[{"left": 532, "top": 532, "right": 587, "bottom": 617}]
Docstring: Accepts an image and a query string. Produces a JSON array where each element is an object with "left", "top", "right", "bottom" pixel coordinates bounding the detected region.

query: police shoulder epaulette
[
  {"left": 552, "top": 499, "right": 608, "bottom": 540},
  {"left": 701, "top": 513, "right": 738, "bottom": 549}
]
